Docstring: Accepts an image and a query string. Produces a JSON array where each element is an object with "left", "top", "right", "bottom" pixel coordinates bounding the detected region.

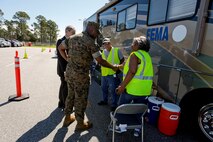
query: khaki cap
[{"left": 103, "top": 38, "right": 110, "bottom": 43}]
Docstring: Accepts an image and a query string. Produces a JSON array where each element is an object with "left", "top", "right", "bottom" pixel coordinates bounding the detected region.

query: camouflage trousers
[{"left": 64, "top": 78, "right": 90, "bottom": 123}]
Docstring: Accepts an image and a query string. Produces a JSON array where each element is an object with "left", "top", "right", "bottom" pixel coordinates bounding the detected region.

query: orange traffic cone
[{"left": 8, "top": 51, "right": 29, "bottom": 101}]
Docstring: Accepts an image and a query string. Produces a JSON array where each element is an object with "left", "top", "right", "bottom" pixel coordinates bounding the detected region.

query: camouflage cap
[{"left": 87, "top": 21, "right": 101, "bottom": 34}]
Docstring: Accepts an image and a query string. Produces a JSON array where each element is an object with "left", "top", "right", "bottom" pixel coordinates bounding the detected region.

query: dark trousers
[{"left": 58, "top": 76, "right": 68, "bottom": 107}]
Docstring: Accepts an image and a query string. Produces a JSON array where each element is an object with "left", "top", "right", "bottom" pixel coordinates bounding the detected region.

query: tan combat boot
[
  {"left": 75, "top": 121, "right": 93, "bottom": 131},
  {"left": 62, "top": 114, "right": 75, "bottom": 127}
]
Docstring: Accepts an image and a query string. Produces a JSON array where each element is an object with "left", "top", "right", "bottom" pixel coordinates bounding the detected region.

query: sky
[{"left": 0, "top": 0, "right": 109, "bottom": 39}]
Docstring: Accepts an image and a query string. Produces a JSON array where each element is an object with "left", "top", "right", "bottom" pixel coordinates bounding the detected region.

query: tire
[
  {"left": 178, "top": 88, "right": 213, "bottom": 142},
  {"left": 198, "top": 103, "right": 213, "bottom": 142}
]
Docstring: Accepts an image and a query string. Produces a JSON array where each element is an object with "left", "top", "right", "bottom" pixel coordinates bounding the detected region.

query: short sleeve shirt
[{"left": 62, "top": 32, "right": 101, "bottom": 75}]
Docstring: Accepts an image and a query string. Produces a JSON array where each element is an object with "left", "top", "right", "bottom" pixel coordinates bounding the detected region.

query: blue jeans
[
  {"left": 118, "top": 91, "right": 148, "bottom": 105},
  {"left": 101, "top": 75, "right": 120, "bottom": 107},
  {"left": 117, "top": 91, "right": 148, "bottom": 125}
]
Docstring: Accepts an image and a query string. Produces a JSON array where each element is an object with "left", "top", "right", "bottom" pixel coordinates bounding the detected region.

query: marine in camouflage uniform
[{"left": 59, "top": 22, "right": 118, "bottom": 131}]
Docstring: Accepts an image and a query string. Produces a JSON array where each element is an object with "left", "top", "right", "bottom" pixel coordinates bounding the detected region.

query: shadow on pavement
[
  {"left": 53, "top": 127, "right": 68, "bottom": 142},
  {"left": 16, "top": 108, "right": 64, "bottom": 142},
  {"left": 84, "top": 78, "right": 112, "bottom": 142},
  {"left": 0, "top": 101, "right": 11, "bottom": 107},
  {"left": 66, "top": 130, "right": 93, "bottom": 142}
]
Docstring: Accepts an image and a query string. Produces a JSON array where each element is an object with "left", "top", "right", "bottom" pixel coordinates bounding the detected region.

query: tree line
[{"left": 0, "top": 9, "right": 59, "bottom": 44}]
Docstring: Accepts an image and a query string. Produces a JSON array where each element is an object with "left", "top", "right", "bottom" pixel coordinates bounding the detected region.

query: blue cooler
[{"left": 147, "top": 96, "right": 164, "bottom": 125}]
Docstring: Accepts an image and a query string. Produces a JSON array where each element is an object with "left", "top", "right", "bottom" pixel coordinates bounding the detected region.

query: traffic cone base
[{"left": 8, "top": 93, "right": 29, "bottom": 101}]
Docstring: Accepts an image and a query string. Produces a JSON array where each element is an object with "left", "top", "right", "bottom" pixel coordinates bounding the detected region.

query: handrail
[
  {"left": 153, "top": 63, "right": 213, "bottom": 103},
  {"left": 153, "top": 63, "right": 213, "bottom": 77}
]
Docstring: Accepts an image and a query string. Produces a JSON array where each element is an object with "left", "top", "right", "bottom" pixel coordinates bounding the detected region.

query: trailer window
[
  {"left": 126, "top": 5, "right": 137, "bottom": 29},
  {"left": 117, "top": 11, "right": 126, "bottom": 31},
  {"left": 148, "top": 0, "right": 197, "bottom": 25},
  {"left": 167, "top": 0, "right": 197, "bottom": 21},
  {"left": 117, "top": 4, "right": 137, "bottom": 32},
  {"left": 148, "top": 0, "right": 168, "bottom": 24}
]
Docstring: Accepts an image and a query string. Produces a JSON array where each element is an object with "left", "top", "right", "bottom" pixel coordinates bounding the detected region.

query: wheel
[
  {"left": 179, "top": 88, "right": 213, "bottom": 141},
  {"left": 198, "top": 103, "right": 213, "bottom": 142}
]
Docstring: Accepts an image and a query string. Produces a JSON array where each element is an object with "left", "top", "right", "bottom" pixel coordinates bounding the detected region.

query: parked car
[
  {"left": 0, "top": 38, "right": 11, "bottom": 47},
  {"left": 11, "top": 40, "right": 22, "bottom": 47},
  {"left": 0, "top": 40, "right": 6, "bottom": 47}
]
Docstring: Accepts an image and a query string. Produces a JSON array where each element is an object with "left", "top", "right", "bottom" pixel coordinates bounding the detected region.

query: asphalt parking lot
[{"left": 0, "top": 47, "right": 201, "bottom": 142}]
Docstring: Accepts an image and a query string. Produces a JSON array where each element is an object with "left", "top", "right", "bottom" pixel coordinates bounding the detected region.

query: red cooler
[{"left": 158, "top": 103, "right": 181, "bottom": 136}]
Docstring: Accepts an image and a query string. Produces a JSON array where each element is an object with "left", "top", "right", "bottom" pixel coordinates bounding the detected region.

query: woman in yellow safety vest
[
  {"left": 116, "top": 36, "right": 153, "bottom": 137},
  {"left": 116, "top": 36, "right": 153, "bottom": 101}
]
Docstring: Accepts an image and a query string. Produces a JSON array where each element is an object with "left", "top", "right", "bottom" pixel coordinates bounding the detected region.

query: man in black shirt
[{"left": 56, "top": 25, "right": 76, "bottom": 109}]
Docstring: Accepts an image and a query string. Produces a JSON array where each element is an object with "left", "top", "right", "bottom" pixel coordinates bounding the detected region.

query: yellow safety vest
[
  {"left": 101, "top": 47, "right": 120, "bottom": 76},
  {"left": 123, "top": 50, "right": 153, "bottom": 96}
]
